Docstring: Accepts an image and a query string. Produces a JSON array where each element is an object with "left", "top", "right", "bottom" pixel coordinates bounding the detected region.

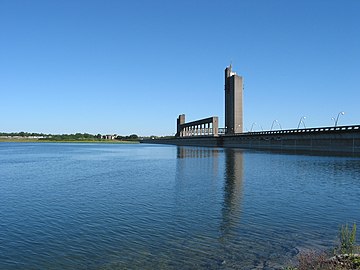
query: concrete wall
[
  {"left": 144, "top": 136, "right": 219, "bottom": 147},
  {"left": 141, "top": 128, "right": 360, "bottom": 156},
  {"left": 221, "top": 132, "right": 360, "bottom": 155},
  {"left": 233, "top": 75, "right": 243, "bottom": 134}
]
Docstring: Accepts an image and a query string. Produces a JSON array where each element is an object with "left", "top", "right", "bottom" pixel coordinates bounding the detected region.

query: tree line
[{"left": 0, "top": 132, "right": 139, "bottom": 141}]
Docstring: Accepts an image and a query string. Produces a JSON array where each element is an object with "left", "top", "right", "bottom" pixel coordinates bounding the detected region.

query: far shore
[{"left": 0, "top": 138, "right": 139, "bottom": 144}]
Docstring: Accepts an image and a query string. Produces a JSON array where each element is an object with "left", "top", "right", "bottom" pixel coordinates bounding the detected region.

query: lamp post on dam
[
  {"left": 297, "top": 116, "right": 306, "bottom": 129},
  {"left": 332, "top": 111, "right": 345, "bottom": 127}
]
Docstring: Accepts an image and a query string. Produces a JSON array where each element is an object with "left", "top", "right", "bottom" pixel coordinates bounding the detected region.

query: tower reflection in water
[
  {"left": 221, "top": 148, "right": 244, "bottom": 241},
  {"left": 176, "top": 146, "right": 220, "bottom": 179},
  {"left": 175, "top": 146, "right": 244, "bottom": 240}
]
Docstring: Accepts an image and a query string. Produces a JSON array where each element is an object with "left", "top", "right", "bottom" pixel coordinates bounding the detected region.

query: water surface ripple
[{"left": 0, "top": 143, "right": 359, "bottom": 269}]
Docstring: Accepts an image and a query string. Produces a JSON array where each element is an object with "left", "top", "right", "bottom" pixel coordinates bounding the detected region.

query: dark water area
[{"left": 1, "top": 143, "right": 359, "bottom": 269}]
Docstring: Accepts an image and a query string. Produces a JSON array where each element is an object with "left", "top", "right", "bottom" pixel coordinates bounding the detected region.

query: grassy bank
[{"left": 286, "top": 223, "right": 359, "bottom": 270}]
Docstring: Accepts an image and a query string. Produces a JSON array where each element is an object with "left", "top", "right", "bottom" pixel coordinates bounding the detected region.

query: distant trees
[
  {"left": 115, "top": 134, "right": 139, "bottom": 141},
  {"left": 0, "top": 132, "right": 140, "bottom": 142},
  {"left": 0, "top": 131, "right": 49, "bottom": 137},
  {"left": 42, "top": 133, "right": 98, "bottom": 141},
  {"left": 129, "top": 134, "right": 138, "bottom": 139}
]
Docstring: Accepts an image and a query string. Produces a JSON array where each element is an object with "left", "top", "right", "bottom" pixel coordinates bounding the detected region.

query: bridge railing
[{"left": 222, "top": 125, "right": 360, "bottom": 136}]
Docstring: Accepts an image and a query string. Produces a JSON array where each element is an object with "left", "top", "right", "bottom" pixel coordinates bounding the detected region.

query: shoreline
[{"left": 0, "top": 139, "right": 139, "bottom": 144}]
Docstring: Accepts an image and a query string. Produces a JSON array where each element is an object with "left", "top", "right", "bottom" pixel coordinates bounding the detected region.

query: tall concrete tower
[{"left": 225, "top": 65, "right": 243, "bottom": 134}]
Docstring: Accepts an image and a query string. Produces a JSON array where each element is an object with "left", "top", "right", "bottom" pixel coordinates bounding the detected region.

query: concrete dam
[
  {"left": 142, "top": 65, "right": 360, "bottom": 156},
  {"left": 142, "top": 125, "right": 360, "bottom": 156}
]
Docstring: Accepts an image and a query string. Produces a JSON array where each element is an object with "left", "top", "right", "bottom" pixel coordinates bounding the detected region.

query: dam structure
[{"left": 143, "top": 65, "right": 360, "bottom": 156}]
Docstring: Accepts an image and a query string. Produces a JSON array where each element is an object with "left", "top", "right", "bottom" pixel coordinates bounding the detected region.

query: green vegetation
[
  {"left": 337, "top": 223, "right": 357, "bottom": 255},
  {"left": 0, "top": 132, "right": 140, "bottom": 143},
  {"left": 115, "top": 134, "right": 139, "bottom": 141},
  {"left": 286, "top": 223, "right": 359, "bottom": 270},
  {"left": 0, "top": 131, "right": 47, "bottom": 137},
  {"left": 42, "top": 133, "right": 98, "bottom": 141}
]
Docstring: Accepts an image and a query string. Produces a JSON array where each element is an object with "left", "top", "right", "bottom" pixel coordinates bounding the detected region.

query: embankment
[{"left": 141, "top": 125, "right": 360, "bottom": 156}]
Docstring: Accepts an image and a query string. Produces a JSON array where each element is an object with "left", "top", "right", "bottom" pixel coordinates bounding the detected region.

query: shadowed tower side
[
  {"left": 176, "top": 114, "right": 185, "bottom": 137},
  {"left": 225, "top": 65, "right": 243, "bottom": 134}
]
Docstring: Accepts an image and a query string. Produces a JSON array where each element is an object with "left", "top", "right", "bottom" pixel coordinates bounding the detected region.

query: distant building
[
  {"left": 103, "top": 134, "right": 116, "bottom": 140},
  {"left": 224, "top": 65, "right": 243, "bottom": 134}
]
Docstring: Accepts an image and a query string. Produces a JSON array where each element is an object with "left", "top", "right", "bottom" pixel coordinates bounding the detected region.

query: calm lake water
[{"left": 1, "top": 143, "right": 359, "bottom": 269}]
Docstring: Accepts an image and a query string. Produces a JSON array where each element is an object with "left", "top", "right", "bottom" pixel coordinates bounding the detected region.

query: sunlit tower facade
[{"left": 225, "top": 65, "right": 243, "bottom": 134}]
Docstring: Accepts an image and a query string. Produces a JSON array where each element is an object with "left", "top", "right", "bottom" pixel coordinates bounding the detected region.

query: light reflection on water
[{"left": 0, "top": 143, "right": 359, "bottom": 269}]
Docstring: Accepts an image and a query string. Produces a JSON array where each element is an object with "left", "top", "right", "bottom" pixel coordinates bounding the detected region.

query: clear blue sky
[{"left": 1, "top": 0, "right": 359, "bottom": 136}]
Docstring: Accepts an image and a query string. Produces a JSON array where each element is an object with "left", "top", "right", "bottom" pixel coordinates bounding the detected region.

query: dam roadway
[{"left": 141, "top": 124, "right": 360, "bottom": 156}]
